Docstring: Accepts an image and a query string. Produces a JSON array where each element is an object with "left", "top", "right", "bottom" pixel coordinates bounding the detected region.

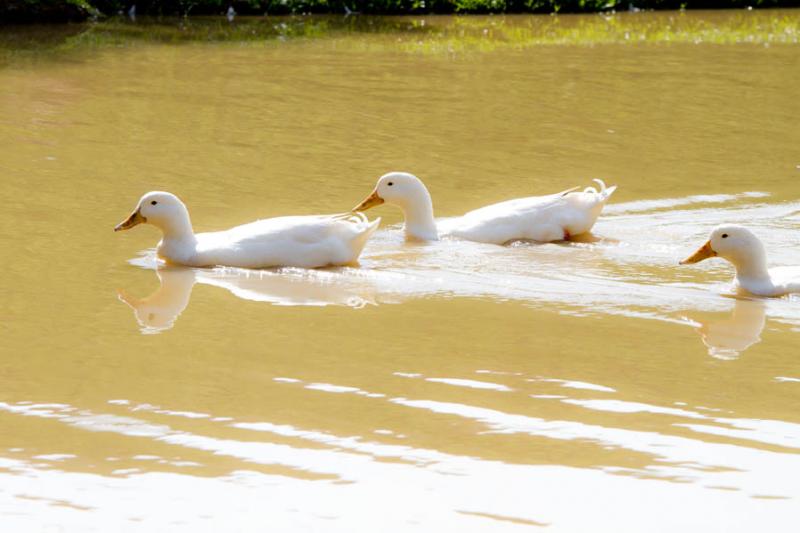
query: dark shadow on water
[
  {"left": 0, "top": 23, "right": 89, "bottom": 51},
  {"left": 0, "top": 15, "right": 433, "bottom": 58}
]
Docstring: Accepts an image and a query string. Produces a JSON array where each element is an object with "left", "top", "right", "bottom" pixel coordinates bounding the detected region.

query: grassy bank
[
  {"left": 2, "top": 10, "right": 798, "bottom": 66},
  {"left": 2, "top": 0, "right": 800, "bottom": 23}
]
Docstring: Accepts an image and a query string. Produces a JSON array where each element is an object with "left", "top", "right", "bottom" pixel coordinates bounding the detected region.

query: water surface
[{"left": 1, "top": 12, "right": 799, "bottom": 532}]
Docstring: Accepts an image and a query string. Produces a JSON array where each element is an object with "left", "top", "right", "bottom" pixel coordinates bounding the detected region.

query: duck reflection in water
[
  {"left": 118, "top": 267, "right": 194, "bottom": 334},
  {"left": 687, "top": 298, "right": 767, "bottom": 360},
  {"left": 118, "top": 264, "right": 380, "bottom": 334}
]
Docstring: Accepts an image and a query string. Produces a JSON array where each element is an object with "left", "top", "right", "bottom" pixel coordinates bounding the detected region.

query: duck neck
[
  {"left": 157, "top": 211, "right": 198, "bottom": 261},
  {"left": 729, "top": 245, "right": 770, "bottom": 283},
  {"left": 400, "top": 192, "right": 439, "bottom": 241}
]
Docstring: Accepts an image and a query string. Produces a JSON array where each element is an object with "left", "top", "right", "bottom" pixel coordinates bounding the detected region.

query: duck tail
[
  {"left": 583, "top": 179, "right": 617, "bottom": 203},
  {"left": 350, "top": 216, "right": 381, "bottom": 256}
]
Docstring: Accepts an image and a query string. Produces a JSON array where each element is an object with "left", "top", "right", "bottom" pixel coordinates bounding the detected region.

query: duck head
[
  {"left": 680, "top": 225, "right": 767, "bottom": 269},
  {"left": 115, "top": 191, "right": 193, "bottom": 237},
  {"left": 352, "top": 172, "right": 426, "bottom": 211},
  {"left": 352, "top": 172, "right": 438, "bottom": 241}
]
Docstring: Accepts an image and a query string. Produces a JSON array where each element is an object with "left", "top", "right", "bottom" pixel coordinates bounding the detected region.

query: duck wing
[{"left": 196, "top": 214, "right": 379, "bottom": 269}]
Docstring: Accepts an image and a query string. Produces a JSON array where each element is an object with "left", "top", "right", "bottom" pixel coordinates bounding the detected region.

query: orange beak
[
  {"left": 352, "top": 189, "right": 384, "bottom": 212},
  {"left": 114, "top": 208, "right": 146, "bottom": 232},
  {"left": 680, "top": 240, "right": 717, "bottom": 265}
]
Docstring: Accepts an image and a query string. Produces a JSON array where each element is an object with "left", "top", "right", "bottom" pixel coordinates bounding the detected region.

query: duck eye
[
  {"left": 387, "top": 182, "right": 394, "bottom": 187},
  {"left": 151, "top": 201, "right": 158, "bottom": 206},
  {"left": 721, "top": 233, "right": 728, "bottom": 239}
]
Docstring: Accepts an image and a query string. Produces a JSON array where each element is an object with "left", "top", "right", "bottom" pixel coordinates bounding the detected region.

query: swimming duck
[
  {"left": 115, "top": 191, "right": 379, "bottom": 269},
  {"left": 680, "top": 224, "right": 800, "bottom": 297},
  {"left": 352, "top": 172, "right": 616, "bottom": 244}
]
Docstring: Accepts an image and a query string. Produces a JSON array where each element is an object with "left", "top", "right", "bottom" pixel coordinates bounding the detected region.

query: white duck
[
  {"left": 680, "top": 224, "right": 800, "bottom": 297},
  {"left": 115, "top": 191, "right": 379, "bottom": 269},
  {"left": 352, "top": 172, "right": 616, "bottom": 244}
]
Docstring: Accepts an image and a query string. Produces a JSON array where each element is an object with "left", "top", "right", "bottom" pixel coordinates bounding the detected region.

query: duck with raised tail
[
  {"left": 680, "top": 224, "right": 800, "bottom": 297},
  {"left": 352, "top": 172, "right": 617, "bottom": 244},
  {"left": 115, "top": 191, "right": 380, "bottom": 268}
]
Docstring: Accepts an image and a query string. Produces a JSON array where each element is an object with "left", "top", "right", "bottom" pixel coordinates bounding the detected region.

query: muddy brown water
[{"left": 1, "top": 12, "right": 799, "bottom": 532}]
